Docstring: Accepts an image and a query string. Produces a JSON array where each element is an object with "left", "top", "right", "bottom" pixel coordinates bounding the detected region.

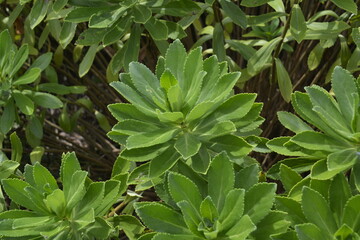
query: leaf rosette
[
  {"left": 0, "top": 152, "right": 129, "bottom": 239},
  {"left": 108, "top": 40, "right": 263, "bottom": 177},
  {"left": 135, "top": 153, "right": 287, "bottom": 240},
  {"left": 267, "top": 66, "right": 360, "bottom": 184}
]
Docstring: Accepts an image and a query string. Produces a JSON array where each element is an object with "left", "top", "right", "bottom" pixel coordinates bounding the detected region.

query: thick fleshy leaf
[
  {"left": 290, "top": 131, "right": 349, "bottom": 152},
  {"left": 329, "top": 173, "right": 351, "bottom": 225},
  {"left": 301, "top": 187, "right": 337, "bottom": 235},
  {"left": 275, "top": 196, "right": 306, "bottom": 225},
  {"left": 126, "top": 128, "right": 180, "bottom": 149},
  {"left": 342, "top": 195, "right": 360, "bottom": 232},
  {"left": 208, "top": 152, "right": 234, "bottom": 212},
  {"left": 135, "top": 202, "right": 190, "bottom": 234},
  {"left": 327, "top": 148, "right": 358, "bottom": 171},
  {"left": 331, "top": 67, "right": 359, "bottom": 127},
  {"left": 174, "top": 133, "right": 202, "bottom": 159},
  {"left": 277, "top": 111, "right": 313, "bottom": 134},
  {"left": 244, "top": 183, "right": 276, "bottom": 224},
  {"left": 219, "top": 189, "right": 245, "bottom": 230},
  {"left": 295, "top": 223, "right": 325, "bottom": 240},
  {"left": 149, "top": 147, "right": 180, "bottom": 178},
  {"left": 168, "top": 172, "right": 202, "bottom": 212}
]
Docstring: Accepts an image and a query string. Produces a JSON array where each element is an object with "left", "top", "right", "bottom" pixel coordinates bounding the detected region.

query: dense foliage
[{"left": 0, "top": 0, "right": 359, "bottom": 239}]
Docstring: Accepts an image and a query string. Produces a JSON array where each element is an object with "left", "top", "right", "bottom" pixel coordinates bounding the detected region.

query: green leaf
[
  {"left": 219, "top": 189, "right": 245, "bottom": 230},
  {"left": 0, "top": 30, "right": 12, "bottom": 69},
  {"left": 0, "top": 100, "right": 15, "bottom": 134},
  {"left": 208, "top": 152, "right": 234, "bottom": 212},
  {"left": 59, "top": 22, "right": 77, "bottom": 49},
  {"left": 290, "top": 131, "right": 348, "bottom": 152},
  {"left": 190, "top": 146, "right": 211, "bottom": 174},
  {"left": 330, "top": 174, "right": 351, "bottom": 226},
  {"left": 241, "top": 0, "right": 273, "bottom": 7},
  {"left": 113, "top": 215, "right": 145, "bottom": 239},
  {"left": 251, "top": 211, "right": 290, "bottom": 239},
  {"left": 244, "top": 183, "right": 276, "bottom": 224},
  {"left": 129, "top": 62, "right": 167, "bottom": 110},
  {"left": 210, "top": 135, "right": 253, "bottom": 158},
  {"left": 77, "top": 28, "right": 106, "bottom": 46},
  {"left": 10, "top": 44, "right": 29, "bottom": 77},
  {"left": 89, "top": 7, "right": 126, "bottom": 28},
  {"left": 275, "top": 58, "right": 293, "bottom": 102},
  {"left": 10, "top": 132, "right": 22, "bottom": 163},
  {"left": 334, "top": 224, "right": 354, "bottom": 239},
  {"left": 290, "top": 4, "right": 307, "bottom": 43},
  {"left": 213, "top": 23, "right": 226, "bottom": 62},
  {"left": 277, "top": 111, "right": 313, "bottom": 134},
  {"left": 33, "top": 162, "right": 58, "bottom": 191},
  {"left": 168, "top": 172, "right": 202, "bottom": 212},
  {"left": 295, "top": 223, "right": 325, "bottom": 240},
  {"left": 183, "top": 47, "right": 203, "bottom": 99},
  {"left": 332, "top": 66, "right": 358, "bottom": 127},
  {"left": 330, "top": 0, "right": 358, "bottom": 14},
  {"left": 1, "top": 179, "right": 38, "bottom": 211},
  {"left": 32, "top": 92, "right": 63, "bottom": 109},
  {"left": 353, "top": 27, "right": 360, "bottom": 49},
  {"left": 200, "top": 196, "right": 218, "bottom": 222},
  {"left": 13, "top": 92, "right": 34, "bottom": 115},
  {"left": 307, "top": 43, "right": 325, "bottom": 71},
  {"left": 219, "top": 0, "right": 247, "bottom": 28},
  {"left": 45, "top": 189, "right": 65, "bottom": 216},
  {"left": 275, "top": 196, "right": 306, "bottom": 225},
  {"left": 0, "top": 160, "right": 19, "bottom": 180},
  {"left": 291, "top": 92, "right": 340, "bottom": 136},
  {"left": 65, "top": 170, "right": 87, "bottom": 210},
  {"left": 135, "top": 202, "right": 190, "bottom": 234},
  {"left": 79, "top": 44, "right": 98, "bottom": 77},
  {"left": 76, "top": 182, "right": 104, "bottom": 217},
  {"left": 29, "top": 0, "right": 49, "bottom": 29},
  {"left": 126, "top": 128, "right": 180, "bottom": 149},
  {"left": 165, "top": 39, "right": 186, "bottom": 85},
  {"left": 60, "top": 152, "right": 81, "bottom": 190},
  {"left": 280, "top": 164, "right": 302, "bottom": 192},
  {"left": 95, "top": 180, "right": 122, "bottom": 216},
  {"left": 174, "top": 133, "right": 202, "bottom": 159},
  {"left": 27, "top": 116, "right": 43, "bottom": 140},
  {"left": 110, "top": 81, "right": 157, "bottom": 116},
  {"left": 30, "top": 52, "right": 53, "bottom": 71},
  {"left": 176, "top": 200, "right": 202, "bottom": 236},
  {"left": 165, "top": 21, "right": 187, "bottom": 40},
  {"left": 124, "top": 24, "right": 142, "bottom": 71},
  {"left": 247, "top": 37, "right": 282, "bottom": 75},
  {"left": 144, "top": 17, "right": 168, "bottom": 41},
  {"left": 133, "top": 4, "right": 151, "bottom": 24},
  {"left": 302, "top": 186, "right": 337, "bottom": 235},
  {"left": 342, "top": 195, "right": 360, "bottom": 232},
  {"left": 235, "top": 164, "right": 259, "bottom": 190},
  {"left": 157, "top": 111, "right": 184, "bottom": 123},
  {"left": 103, "top": 16, "right": 132, "bottom": 46},
  {"left": 149, "top": 147, "right": 180, "bottom": 178},
  {"left": 53, "top": 0, "right": 68, "bottom": 12},
  {"left": 225, "top": 214, "right": 256, "bottom": 239},
  {"left": 29, "top": 141, "right": 45, "bottom": 163},
  {"left": 327, "top": 148, "right": 358, "bottom": 171},
  {"left": 311, "top": 159, "right": 340, "bottom": 180},
  {"left": 13, "top": 68, "right": 41, "bottom": 85},
  {"left": 152, "top": 0, "right": 200, "bottom": 17}
]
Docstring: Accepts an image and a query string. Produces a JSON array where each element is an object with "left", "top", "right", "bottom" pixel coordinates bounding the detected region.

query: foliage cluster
[{"left": 0, "top": 0, "right": 359, "bottom": 239}]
